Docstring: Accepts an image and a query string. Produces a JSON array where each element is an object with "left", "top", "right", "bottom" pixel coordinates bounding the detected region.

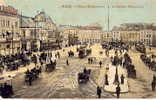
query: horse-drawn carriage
[
  {"left": 135, "top": 44, "right": 146, "bottom": 53},
  {"left": 149, "top": 61, "right": 156, "bottom": 71},
  {"left": 45, "top": 61, "right": 56, "bottom": 72},
  {"left": 0, "top": 75, "right": 14, "bottom": 98},
  {"left": 6, "top": 62, "right": 19, "bottom": 71},
  {"left": 40, "top": 52, "right": 47, "bottom": 61},
  {"left": 78, "top": 69, "right": 91, "bottom": 84},
  {"left": 78, "top": 49, "right": 87, "bottom": 59},
  {"left": 25, "top": 67, "right": 41, "bottom": 85},
  {"left": 140, "top": 54, "right": 151, "bottom": 64},
  {"left": 126, "top": 64, "right": 136, "bottom": 78},
  {"left": 140, "top": 54, "right": 156, "bottom": 71},
  {"left": 78, "top": 48, "right": 91, "bottom": 59},
  {"left": 86, "top": 49, "right": 92, "bottom": 55}
]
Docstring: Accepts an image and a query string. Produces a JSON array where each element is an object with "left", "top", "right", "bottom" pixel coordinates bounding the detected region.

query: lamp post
[{"left": 113, "top": 66, "right": 119, "bottom": 85}]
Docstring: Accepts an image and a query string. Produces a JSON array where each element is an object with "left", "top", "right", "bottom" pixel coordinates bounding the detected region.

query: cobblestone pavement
[{"left": 3, "top": 44, "right": 156, "bottom": 98}]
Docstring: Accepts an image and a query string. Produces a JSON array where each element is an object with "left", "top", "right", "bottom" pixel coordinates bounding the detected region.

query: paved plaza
[{"left": 1, "top": 44, "right": 156, "bottom": 98}]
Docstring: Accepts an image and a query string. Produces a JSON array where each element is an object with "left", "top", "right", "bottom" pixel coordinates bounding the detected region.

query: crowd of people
[
  {"left": 140, "top": 54, "right": 156, "bottom": 71},
  {"left": 123, "top": 53, "right": 136, "bottom": 78},
  {"left": 0, "top": 43, "right": 156, "bottom": 98},
  {"left": 0, "top": 52, "right": 31, "bottom": 73},
  {"left": 0, "top": 83, "right": 13, "bottom": 98},
  {"left": 0, "top": 50, "right": 60, "bottom": 98}
]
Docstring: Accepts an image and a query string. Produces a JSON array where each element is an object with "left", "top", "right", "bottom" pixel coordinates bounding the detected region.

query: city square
[
  {"left": 0, "top": 0, "right": 156, "bottom": 99},
  {"left": 0, "top": 43, "right": 156, "bottom": 98}
]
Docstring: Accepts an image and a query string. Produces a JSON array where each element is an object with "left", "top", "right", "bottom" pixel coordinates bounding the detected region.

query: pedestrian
[
  {"left": 99, "top": 61, "right": 102, "bottom": 68},
  {"left": 97, "top": 86, "right": 102, "bottom": 98},
  {"left": 151, "top": 80, "right": 155, "bottom": 91},
  {"left": 105, "top": 74, "right": 109, "bottom": 85},
  {"left": 84, "top": 67, "right": 87, "bottom": 73},
  {"left": 91, "top": 58, "right": 93, "bottom": 64},
  {"left": 116, "top": 84, "right": 121, "bottom": 98},
  {"left": 153, "top": 75, "right": 156, "bottom": 82},
  {"left": 120, "top": 74, "right": 125, "bottom": 84},
  {"left": 0, "top": 67, "right": 2, "bottom": 74},
  {"left": 57, "top": 52, "right": 60, "bottom": 59},
  {"left": 88, "top": 58, "right": 90, "bottom": 64},
  {"left": 120, "top": 57, "right": 123, "bottom": 66},
  {"left": 34, "top": 55, "right": 37, "bottom": 67},
  {"left": 66, "top": 59, "right": 69, "bottom": 66},
  {"left": 120, "top": 50, "right": 122, "bottom": 55},
  {"left": 106, "top": 66, "right": 109, "bottom": 71},
  {"left": 41, "top": 59, "right": 44, "bottom": 66},
  {"left": 28, "top": 74, "right": 32, "bottom": 86}
]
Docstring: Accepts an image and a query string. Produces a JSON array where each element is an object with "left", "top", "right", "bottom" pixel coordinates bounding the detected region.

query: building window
[
  {"left": 15, "top": 22, "right": 18, "bottom": 27},
  {"left": 7, "top": 44, "right": 10, "bottom": 48},
  {"left": 3, "top": 20, "right": 5, "bottom": 27}
]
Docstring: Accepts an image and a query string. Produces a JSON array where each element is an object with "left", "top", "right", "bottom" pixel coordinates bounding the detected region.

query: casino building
[{"left": 0, "top": 5, "right": 21, "bottom": 55}]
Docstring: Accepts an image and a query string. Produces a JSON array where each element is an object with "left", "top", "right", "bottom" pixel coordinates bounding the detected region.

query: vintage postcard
[{"left": 0, "top": 0, "right": 156, "bottom": 99}]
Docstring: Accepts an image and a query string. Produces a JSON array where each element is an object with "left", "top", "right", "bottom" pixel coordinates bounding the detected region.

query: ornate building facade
[
  {"left": 21, "top": 11, "right": 57, "bottom": 51},
  {"left": 0, "top": 5, "right": 21, "bottom": 55}
]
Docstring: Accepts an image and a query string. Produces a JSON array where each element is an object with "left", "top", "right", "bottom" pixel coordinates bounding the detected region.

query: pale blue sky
[{"left": 4, "top": 0, "right": 156, "bottom": 30}]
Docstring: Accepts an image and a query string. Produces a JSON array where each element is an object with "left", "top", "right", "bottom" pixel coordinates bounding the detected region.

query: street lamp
[{"left": 113, "top": 66, "right": 119, "bottom": 85}]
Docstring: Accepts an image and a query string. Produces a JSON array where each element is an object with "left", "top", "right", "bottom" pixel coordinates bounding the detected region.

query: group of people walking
[{"left": 96, "top": 84, "right": 121, "bottom": 98}]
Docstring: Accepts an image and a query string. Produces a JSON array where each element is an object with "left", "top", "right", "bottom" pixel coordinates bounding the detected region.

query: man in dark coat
[
  {"left": 105, "top": 74, "right": 109, "bottom": 85},
  {"left": 99, "top": 61, "right": 102, "bottom": 68},
  {"left": 66, "top": 59, "right": 69, "bottom": 66},
  {"left": 153, "top": 75, "right": 156, "bottom": 82},
  {"left": 151, "top": 80, "right": 155, "bottom": 91},
  {"left": 151, "top": 75, "right": 156, "bottom": 91},
  {"left": 88, "top": 58, "right": 91, "bottom": 64},
  {"left": 97, "top": 86, "right": 102, "bottom": 98},
  {"left": 28, "top": 73, "right": 33, "bottom": 86},
  {"left": 121, "top": 74, "right": 125, "bottom": 84},
  {"left": 116, "top": 84, "right": 121, "bottom": 98},
  {"left": 83, "top": 67, "right": 87, "bottom": 74}
]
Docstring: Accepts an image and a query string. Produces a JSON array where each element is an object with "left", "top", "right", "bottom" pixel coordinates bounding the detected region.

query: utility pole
[
  {"left": 20, "top": 11, "right": 23, "bottom": 53},
  {"left": 107, "top": 0, "right": 110, "bottom": 31}
]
